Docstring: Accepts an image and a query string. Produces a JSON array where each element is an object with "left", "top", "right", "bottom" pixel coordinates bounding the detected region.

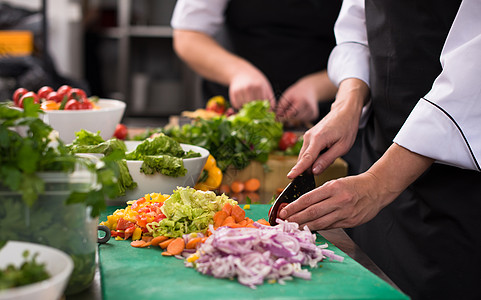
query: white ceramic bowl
[
  {"left": 113, "top": 141, "right": 209, "bottom": 202},
  {"left": 0, "top": 241, "right": 74, "bottom": 300},
  {"left": 43, "top": 99, "right": 126, "bottom": 143}
]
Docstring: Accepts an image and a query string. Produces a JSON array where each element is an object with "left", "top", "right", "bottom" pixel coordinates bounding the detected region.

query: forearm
[
  {"left": 297, "top": 70, "right": 338, "bottom": 103},
  {"left": 330, "top": 78, "right": 369, "bottom": 121},
  {"left": 365, "top": 143, "right": 434, "bottom": 207},
  {"left": 172, "top": 29, "right": 258, "bottom": 86}
]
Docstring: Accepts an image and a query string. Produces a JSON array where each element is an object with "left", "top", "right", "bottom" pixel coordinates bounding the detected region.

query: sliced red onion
[{"left": 185, "top": 219, "right": 343, "bottom": 288}]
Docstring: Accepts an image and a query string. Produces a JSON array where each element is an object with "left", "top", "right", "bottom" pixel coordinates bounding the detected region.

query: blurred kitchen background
[{"left": 0, "top": 0, "right": 202, "bottom": 127}]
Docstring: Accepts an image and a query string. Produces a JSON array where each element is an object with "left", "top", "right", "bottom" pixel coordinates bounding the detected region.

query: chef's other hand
[
  {"left": 287, "top": 78, "right": 369, "bottom": 179},
  {"left": 228, "top": 67, "right": 276, "bottom": 110},
  {"left": 279, "top": 173, "right": 386, "bottom": 231},
  {"left": 276, "top": 78, "right": 319, "bottom": 122},
  {"left": 281, "top": 143, "right": 434, "bottom": 231}
]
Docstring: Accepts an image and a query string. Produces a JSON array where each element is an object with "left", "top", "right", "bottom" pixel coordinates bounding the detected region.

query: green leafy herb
[
  {"left": 0, "top": 100, "right": 122, "bottom": 217},
  {"left": 0, "top": 250, "right": 50, "bottom": 290},
  {"left": 159, "top": 100, "right": 283, "bottom": 171}
]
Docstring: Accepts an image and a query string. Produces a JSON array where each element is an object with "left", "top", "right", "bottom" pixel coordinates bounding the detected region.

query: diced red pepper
[
  {"left": 116, "top": 218, "right": 134, "bottom": 231},
  {"left": 131, "top": 197, "right": 146, "bottom": 210}
]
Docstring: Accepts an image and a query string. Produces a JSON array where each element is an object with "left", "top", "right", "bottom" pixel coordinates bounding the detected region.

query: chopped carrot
[
  {"left": 222, "top": 202, "right": 233, "bottom": 215},
  {"left": 231, "top": 205, "right": 246, "bottom": 223},
  {"left": 213, "top": 210, "right": 228, "bottom": 228},
  {"left": 257, "top": 219, "right": 270, "bottom": 226},
  {"left": 186, "top": 237, "right": 204, "bottom": 249},
  {"left": 161, "top": 251, "right": 174, "bottom": 256},
  {"left": 151, "top": 236, "right": 169, "bottom": 246},
  {"left": 200, "top": 237, "right": 208, "bottom": 243},
  {"left": 130, "top": 240, "right": 147, "bottom": 248},
  {"left": 238, "top": 219, "right": 247, "bottom": 227},
  {"left": 226, "top": 223, "right": 242, "bottom": 228},
  {"left": 222, "top": 216, "right": 236, "bottom": 226},
  {"left": 244, "top": 178, "right": 260, "bottom": 192},
  {"left": 245, "top": 217, "right": 254, "bottom": 224},
  {"left": 142, "top": 236, "right": 153, "bottom": 242},
  {"left": 167, "top": 237, "right": 185, "bottom": 255},
  {"left": 140, "top": 241, "right": 152, "bottom": 248},
  {"left": 246, "top": 224, "right": 257, "bottom": 228},
  {"left": 159, "top": 238, "right": 174, "bottom": 249},
  {"left": 230, "top": 181, "right": 244, "bottom": 194}
]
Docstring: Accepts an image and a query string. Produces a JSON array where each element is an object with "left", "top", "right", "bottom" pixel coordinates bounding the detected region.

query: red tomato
[
  {"left": 79, "top": 99, "right": 93, "bottom": 110},
  {"left": 13, "top": 88, "right": 28, "bottom": 106},
  {"left": 64, "top": 99, "right": 80, "bottom": 110},
  {"left": 46, "top": 91, "right": 63, "bottom": 103},
  {"left": 113, "top": 124, "right": 128, "bottom": 140},
  {"left": 67, "top": 88, "right": 87, "bottom": 101},
  {"left": 57, "top": 85, "right": 72, "bottom": 99},
  {"left": 18, "top": 91, "right": 39, "bottom": 108},
  {"left": 37, "top": 86, "right": 53, "bottom": 99},
  {"left": 278, "top": 132, "right": 298, "bottom": 151}
]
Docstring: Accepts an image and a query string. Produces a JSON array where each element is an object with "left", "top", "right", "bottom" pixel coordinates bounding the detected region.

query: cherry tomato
[
  {"left": 278, "top": 132, "right": 298, "bottom": 151},
  {"left": 67, "top": 88, "right": 87, "bottom": 102},
  {"left": 37, "top": 86, "right": 53, "bottom": 99},
  {"left": 57, "top": 85, "right": 72, "bottom": 99},
  {"left": 46, "top": 91, "right": 63, "bottom": 103},
  {"left": 64, "top": 99, "right": 80, "bottom": 110},
  {"left": 13, "top": 88, "right": 28, "bottom": 106},
  {"left": 18, "top": 91, "right": 39, "bottom": 108},
  {"left": 113, "top": 124, "right": 128, "bottom": 140},
  {"left": 79, "top": 99, "right": 93, "bottom": 110}
]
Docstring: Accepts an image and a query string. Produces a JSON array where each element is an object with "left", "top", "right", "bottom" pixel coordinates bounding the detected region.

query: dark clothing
[
  {"left": 348, "top": 1, "right": 481, "bottom": 299},
  {"left": 203, "top": 0, "right": 341, "bottom": 113}
]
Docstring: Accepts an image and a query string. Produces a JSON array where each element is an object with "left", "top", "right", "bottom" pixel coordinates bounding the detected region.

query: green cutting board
[{"left": 99, "top": 205, "right": 408, "bottom": 300}]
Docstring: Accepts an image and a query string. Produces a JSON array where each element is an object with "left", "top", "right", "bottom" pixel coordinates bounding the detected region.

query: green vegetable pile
[
  {"left": 139, "top": 100, "right": 283, "bottom": 171},
  {"left": 0, "top": 250, "right": 50, "bottom": 290},
  {"left": 148, "top": 187, "right": 237, "bottom": 238},
  {"left": 69, "top": 131, "right": 201, "bottom": 187}
]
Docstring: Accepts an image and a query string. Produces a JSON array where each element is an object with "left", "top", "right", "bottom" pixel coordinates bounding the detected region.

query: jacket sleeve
[
  {"left": 171, "top": 0, "right": 228, "bottom": 36},
  {"left": 327, "top": 0, "right": 370, "bottom": 88},
  {"left": 394, "top": 0, "right": 481, "bottom": 171}
]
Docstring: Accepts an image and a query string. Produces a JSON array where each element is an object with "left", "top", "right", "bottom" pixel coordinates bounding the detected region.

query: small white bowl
[
  {"left": 114, "top": 141, "right": 209, "bottom": 202},
  {"left": 43, "top": 99, "right": 126, "bottom": 143},
  {"left": 0, "top": 241, "right": 74, "bottom": 300}
]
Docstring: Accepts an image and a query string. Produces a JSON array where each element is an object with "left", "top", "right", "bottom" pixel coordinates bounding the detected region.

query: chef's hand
[
  {"left": 228, "top": 66, "right": 276, "bottom": 110},
  {"left": 287, "top": 78, "right": 369, "bottom": 178},
  {"left": 276, "top": 71, "right": 337, "bottom": 122},
  {"left": 280, "top": 144, "right": 434, "bottom": 231}
]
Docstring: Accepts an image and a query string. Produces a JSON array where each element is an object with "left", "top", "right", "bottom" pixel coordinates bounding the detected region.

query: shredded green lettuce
[{"left": 148, "top": 187, "right": 237, "bottom": 238}]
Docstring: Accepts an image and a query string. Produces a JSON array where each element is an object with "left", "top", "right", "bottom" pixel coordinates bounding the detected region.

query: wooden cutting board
[{"left": 222, "top": 155, "right": 348, "bottom": 194}]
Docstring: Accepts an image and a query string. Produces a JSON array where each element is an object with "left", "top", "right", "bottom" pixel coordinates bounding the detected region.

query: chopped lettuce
[
  {"left": 140, "top": 155, "right": 186, "bottom": 177},
  {"left": 68, "top": 130, "right": 136, "bottom": 195},
  {"left": 148, "top": 187, "right": 237, "bottom": 238},
  {"left": 125, "top": 133, "right": 188, "bottom": 160}
]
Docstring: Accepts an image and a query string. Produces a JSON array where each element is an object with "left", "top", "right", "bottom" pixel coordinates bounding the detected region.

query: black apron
[
  {"left": 348, "top": 1, "right": 481, "bottom": 299},
  {"left": 203, "top": 0, "right": 341, "bottom": 118}
]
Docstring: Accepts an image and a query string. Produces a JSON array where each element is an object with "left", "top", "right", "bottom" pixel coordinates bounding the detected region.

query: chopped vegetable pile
[
  {"left": 185, "top": 219, "right": 344, "bottom": 289},
  {"left": 100, "top": 188, "right": 344, "bottom": 289},
  {"left": 148, "top": 187, "right": 237, "bottom": 238}
]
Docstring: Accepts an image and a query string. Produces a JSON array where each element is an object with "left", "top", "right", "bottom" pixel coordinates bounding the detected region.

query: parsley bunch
[{"left": 0, "top": 99, "right": 122, "bottom": 217}]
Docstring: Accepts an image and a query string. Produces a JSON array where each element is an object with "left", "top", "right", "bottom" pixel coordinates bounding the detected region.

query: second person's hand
[{"left": 228, "top": 66, "right": 276, "bottom": 109}]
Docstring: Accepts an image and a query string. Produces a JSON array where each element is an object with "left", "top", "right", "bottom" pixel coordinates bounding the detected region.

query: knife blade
[{"left": 268, "top": 170, "right": 316, "bottom": 226}]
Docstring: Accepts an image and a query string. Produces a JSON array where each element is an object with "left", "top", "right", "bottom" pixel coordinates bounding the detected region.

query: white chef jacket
[
  {"left": 170, "top": 0, "right": 229, "bottom": 36},
  {"left": 328, "top": 0, "right": 481, "bottom": 171}
]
